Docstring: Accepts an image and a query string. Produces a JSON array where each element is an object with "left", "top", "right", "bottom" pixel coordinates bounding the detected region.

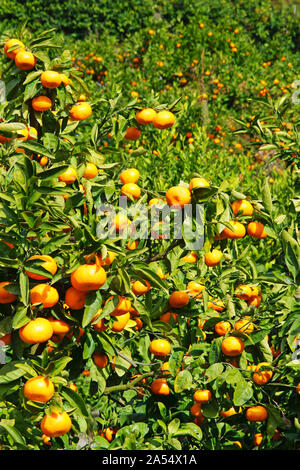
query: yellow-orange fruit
[
  {"left": 41, "top": 411, "right": 72, "bottom": 437},
  {"left": 24, "top": 376, "right": 54, "bottom": 403}
]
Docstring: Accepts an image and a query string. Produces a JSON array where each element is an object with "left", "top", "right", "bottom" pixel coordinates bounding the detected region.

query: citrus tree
[{"left": 0, "top": 27, "right": 299, "bottom": 451}]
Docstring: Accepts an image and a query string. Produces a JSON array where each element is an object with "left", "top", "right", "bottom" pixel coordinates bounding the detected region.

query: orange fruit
[
  {"left": 272, "top": 429, "right": 282, "bottom": 441},
  {"left": 19, "top": 318, "right": 53, "bottom": 344},
  {"left": 41, "top": 71, "right": 62, "bottom": 89},
  {"left": 136, "top": 108, "right": 157, "bottom": 125},
  {"left": 30, "top": 284, "right": 59, "bottom": 309},
  {"left": 235, "top": 284, "right": 253, "bottom": 300},
  {"left": 65, "top": 287, "right": 86, "bottom": 310},
  {"left": 108, "top": 295, "right": 131, "bottom": 316},
  {"left": 221, "top": 220, "right": 246, "bottom": 239},
  {"left": 0, "top": 282, "right": 17, "bottom": 304},
  {"left": 68, "top": 384, "right": 77, "bottom": 392},
  {"left": 93, "top": 352, "right": 108, "bottom": 368},
  {"left": 131, "top": 279, "right": 151, "bottom": 295},
  {"left": 149, "top": 338, "right": 171, "bottom": 356},
  {"left": 252, "top": 363, "right": 273, "bottom": 385},
  {"left": 220, "top": 407, "right": 240, "bottom": 418},
  {"left": 166, "top": 186, "right": 191, "bottom": 208},
  {"left": 41, "top": 411, "right": 72, "bottom": 437},
  {"left": 160, "top": 312, "right": 178, "bottom": 323},
  {"left": 77, "top": 94, "right": 86, "bottom": 102},
  {"left": 58, "top": 167, "right": 77, "bottom": 184},
  {"left": 111, "top": 312, "right": 130, "bottom": 332},
  {"left": 121, "top": 183, "right": 141, "bottom": 200},
  {"left": 247, "top": 294, "right": 261, "bottom": 307},
  {"left": 153, "top": 110, "right": 175, "bottom": 129},
  {"left": 97, "top": 251, "right": 116, "bottom": 266},
  {"left": 221, "top": 336, "right": 244, "bottom": 356},
  {"left": 189, "top": 177, "right": 210, "bottom": 191},
  {"left": 60, "top": 73, "right": 71, "bottom": 86},
  {"left": 48, "top": 316, "right": 70, "bottom": 335},
  {"left": 245, "top": 405, "right": 268, "bottom": 422},
  {"left": 151, "top": 378, "right": 170, "bottom": 395},
  {"left": 207, "top": 298, "right": 225, "bottom": 312},
  {"left": 4, "top": 39, "right": 25, "bottom": 59},
  {"left": 215, "top": 321, "right": 231, "bottom": 336},
  {"left": 0, "top": 333, "right": 11, "bottom": 345},
  {"left": 193, "top": 389, "right": 212, "bottom": 404},
  {"left": 296, "top": 382, "right": 300, "bottom": 395},
  {"left": 120, "top": 168, "right": 140, "bottom": 184},
  {"left": 253, "top": 433, "right": 263, "bottom": 446},
  {"left": 205, "top": 249, "right": 222, "bottom": 267},
  {"left": 83, "top": 162, "right": 98, "bottom": 179},
  {"left": 32, "top": 96, "right": 52, "bottom": 111},
  {"left": 169, "top": 291, "right": 189, "bottom": 308},
  {"left": 70, "top": 102, "right": 92, "bottom": 121},
  {"left": 25, "top": 255, "right": 57, "bottom": 281},
  {"left": 234, "top": 317, "right": 254, "bottom": 334},
  {"left": 124, "top": 126, "right": 141, "bottom": 140},
  {"left": 232, "top": 199, "right": 254, "bottom": 216},
  {"left": 160, "top": 362, "right": 170, "bottom": 374},
  {"left": 71, "top": 264, "right": 107, "bottom": 292},
  {"left": 100, "top": 427, "right": 117, "bottom": 442},
  {"left": 181, "top": 251, "right": 198, "bottom": 263},
  {"left": 186, "top": 281, "right": 205, "bottom": 298},
  {"left": 15, "top": 50, "right": 36, "bottom": 70},
  {"left": 92, "top": 310, "right": 108, "bottom": 332},
  {"left": 247, "top": 221, "right": 267, "bottom": 239},
  {"left": 190, "top": 402, "right": 203, "bottom": 417},
  {"left": 113, "top": 213, "right": 131, "bottom": 233},
  {"left": 24, "top": 376, "right": 54, "bottom": 403}
]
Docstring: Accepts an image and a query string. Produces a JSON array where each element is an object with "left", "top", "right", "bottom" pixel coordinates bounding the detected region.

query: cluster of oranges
[{"left": 124, "top": 108, "right": 176, "bottom": 142}]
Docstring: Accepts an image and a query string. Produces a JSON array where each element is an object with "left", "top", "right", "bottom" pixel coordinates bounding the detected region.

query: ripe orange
[
  {"left": 253, "top": 433, "right": 263, "bottom": 446},
  {"left": 121, "top": 183, "right": 141, "bottom": 200},
  {"left": 232, "top": 199, "right": 254, "bottom": 216},
  {"left": 70, "top": 102, "right": 92, "bottom": 121},
  {"left": 77, "top": 94, "right": 86, "bottom": 102},
  {"left": 189, "top": 177, "right": 210, "bottom": 191},
  {"left": 30, "top": 284, "right": 59, "bottom": 309},
  {"left": 97, "top": 251, "right": 116, "bottom": 266},
  {"left": 221, "top": 336, "right": 244, "bottom": 356},
  {"left": 205, "top": 249, "right": 222, "bottom": 267},
  {"left": 41, "top": 71, "right": 62, "bottom": 89},
  {"left": 235, "top": 284, "right": 253, "bottom": 300},
  {"left": 24, "top": 376, "right": 54, "bottom": 403},
  {"left": 71, "top": 263, "right": 107, "bottom": 292},
  {"left": 252, "top": 364, "right": 273, "bottom": 385},
  {"left": 136, "top": 108, "right": 157, "bottom": 125},
  {"left": 186, "top": 281, "right": 205, "bottom": 298},
  {"left": 131, "top": 279, "right": 151, "bottom": 295},
  {"left": 221, "top": 220, "right": 246, "bottom": 239},
  {"left": 108, "top": 296, "right": 131, "bottom": 316},
  {"left": 160, "top": 312, "right": 178, "bottom": 323},
  {"left": 48, "top": 316, "right": 70, "bottom": 335},
  {"left": 0, "top": 333, "right": 11, "bottom": 345},
  {"left": 297, "top": 382, "right": 300, "bottom": 395},
  {"left": 92, "top": 310, "right": 108, "bottom": 332},
  {"left": 41, "top": 411, "right": 72, "bottom": 437},
  {"left": 25, "top": 255, "right": 57, "bottom": 280},
  {"left": 65, "top": 287, "right": 86, "bottom": 310},
  {"left": 83, "top": 162, "right": 98, "bottom": 179},
  {"left": 113, "top": 213, "right": 131, "bottom": 233},
  {"left": 234, "top": 317, "right": 254, "bottom": 334},
  {"left": 153, "top": 110, "right": 175, "bottom": 129},
  {"left": 58, "top": 167, "right": 77, "bottom": 184},
  {"left": 4, "top": 38, "right": 25, "bottom": 59},
  {"left": 169, "top": 291, "right": 189, "bottom": 308},
  {"left": 15, "top": 50, "right": 36, "bottom": 70},
  {"left": 193, "top": 389, "right": 212, "bottom": 403},
  {"left": 190, "top": 402, "right": 203, "bottom": 417},
  {"left": 19, "top": 318, "right": 53, "bottom": 344},
  {"left": 111, "top": 312, "right": 130, "bottom": 332},
  {"left": 100, "top": 427, "right": 117, "bottom": 442},
  {"left": 60, "top": 73, "right": 71, "bottom": 86},
  {"left": 0, "top": 282, "right": 17, "bottom": 304},
  {"left": 32, "top": 96, "right": 52, "bottom": 111},
  {"left": 149, "top": 338, "right": 171, "bottom": 356},
  {"left": 93, "top": 352, "right": 108, "bottom": 368},
  {"left": 247, "top": 294, "right": 261, "bottom": 307},
  {"left": 181, "top": 251, "right": 198, "bottom": 263},
  {"left": 124, "top": 126, "right": 141, "bottom": 140},
  {"left": 220, "top": 407, "right": 240, "bottom": 418},
  {"left": 68, "top": 384, "right": 77, "bottom": 392},
  {"left": 151, "top": 378, "right": 170, "bottom": 395},
  {"left": 214, "top": 321, "right": 231, "bottom": 336},
  {"left": 245, "top": 405, "right": 268, "bottom": 422},
  {"left": 207, "top": 297, "right": 225, "bottom": 312},
  {"left": 165, "top": 186, "right": 191, "bottom": 208},
  {"left": 120, "top": 168, "right": 140, "bottom": 184},
  {"left": 247, "top": 221, "right": 268, "bottom": 239}
]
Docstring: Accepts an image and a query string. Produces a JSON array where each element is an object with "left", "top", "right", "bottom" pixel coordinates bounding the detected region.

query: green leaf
[
  {"left": 45, "top": 357, "right": 72, "bottom": 377},
  {"left": 82, "top": 291, "right": 102, "bottom": 328},
  {"left": 174, "top": 370, "right": 193, "bottom": 393},
  {"left": 0, "top": 361, "right": 28, "bottom": 384},
  {"left": 61, "top": 385, "right": 89, "bottom": 417},
  {"left": 233, "top": 379, "right": 253, "bottom": 406},
  {"left": 0, "top": 421, "right": 25, "bottom": 446},
  {"left": 262, "top": 178, "right": 273, "bottom": 215}
]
